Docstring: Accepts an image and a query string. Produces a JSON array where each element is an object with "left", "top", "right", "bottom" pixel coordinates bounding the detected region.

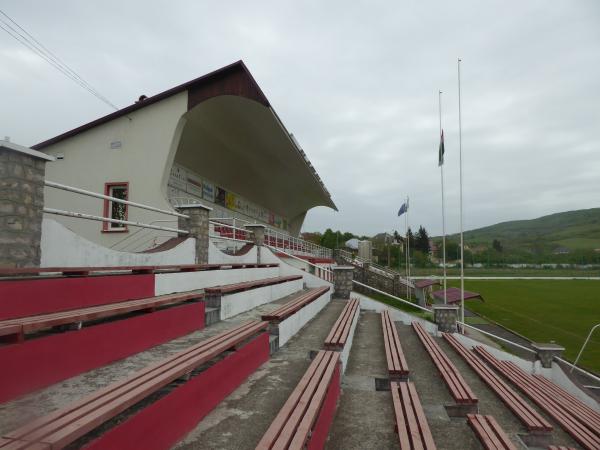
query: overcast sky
[{"left": 1, "top": 1, "right": 599, "bottom": 236}]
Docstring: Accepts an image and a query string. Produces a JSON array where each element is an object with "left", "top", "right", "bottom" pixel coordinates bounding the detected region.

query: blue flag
[{"left": 398, "top": 200, "right": 409, "bottom": 217}]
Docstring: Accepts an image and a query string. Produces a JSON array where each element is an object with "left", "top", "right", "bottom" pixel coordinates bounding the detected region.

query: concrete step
[
  {"left": 327, "top": 311, "right": 397, "bottom": 450},
  {"left": 395, "top": 322, "right": 482, "bottom": 450},
  {"left": 174, "top": 298, "right": 347, "bottom": 449}
]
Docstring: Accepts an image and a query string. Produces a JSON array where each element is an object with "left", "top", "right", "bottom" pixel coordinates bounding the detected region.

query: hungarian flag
[{"left": 438, "top": 129, "right": 445, "bottom": 166}]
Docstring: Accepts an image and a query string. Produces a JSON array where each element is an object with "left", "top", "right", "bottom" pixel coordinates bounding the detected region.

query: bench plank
[
  {"left": 2, "top": 321, "right": 267, "bottom": 449},
  {"left": 256, "top": 350, "right": 340, "bottom": 450},
  {"left": 443, "top": 333, "right": 551, "bottom": 432},
  {"left": 391, "top": 381, "right": 436, "bottom": 449},
  {"left": 381, "top": 310, "right": 409, "bottom": 377},
  {"left": 467, "top": 414, "right": 516, "bottom": 450},
  {"left": 0, "top": 291, "right": 204, "bottom": 339},
  {"left": 261, "top": 286, "right": 330, "bottom": 322},
  {"left": 324, "top": 299, "right": 359, "bottom": 350},
  {"left": 204, "top": 275, "right": 302, "bottom": 295},
  {"left": 475, "top": 347, "right": 600, "bottom": 450},
  {"left": 413, "top": 322, "right": 477, "bottom": 405}
]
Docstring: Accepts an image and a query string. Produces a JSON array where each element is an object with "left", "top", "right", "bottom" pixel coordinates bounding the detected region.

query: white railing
[
  {"left": 209, "top": 220, "right": 254, "bottom": 244},
  {"left": 265, "top": 227, "right": 332, "bottom": 259},
  {"left": 209, "top": 215, "right": 333, "bottom": 259},
  {"left": 110, "top": 220, "right": 178, "bottom": 251},
  {"left": 47, "top": 181, "right": 188, "bottom": 219},
  {"left": 352, "top": 279, "right": 430, "bottom": 312},
  {"left": 266, "top": 245, "right": 334, "bottom": 282},
  {"left": 44, "top": 181, "right": 189, "bottom": 235},
  {"left": 339, "top": 249, "right": 414, "bottom": 287}
]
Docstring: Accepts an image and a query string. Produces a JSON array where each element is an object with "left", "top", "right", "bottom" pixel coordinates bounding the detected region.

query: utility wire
[{"left": 0, "top": 9, "right": 119, "bottom": 111}]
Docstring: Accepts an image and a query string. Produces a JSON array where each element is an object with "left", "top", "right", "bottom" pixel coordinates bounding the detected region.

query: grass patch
[
  {"left": 359, "top": 291, "right": 432, "bottom": 321},
  {"left": 448, "top": 279, "right": 600, "bottom": 373}
]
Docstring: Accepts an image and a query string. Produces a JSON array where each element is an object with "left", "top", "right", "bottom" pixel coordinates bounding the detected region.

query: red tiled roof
[
  {"left": 431, "top": 287, "right": 483, "bottom": 304},
  {"left": 414, "top": 279, "right": 441, "bottom": 289}
]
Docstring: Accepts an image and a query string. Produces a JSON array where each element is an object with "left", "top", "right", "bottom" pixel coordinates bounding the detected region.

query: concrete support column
[
  {"left": 0, "top": 141, "right": 54, "bottom": 268},
  {"left": 333, "top": 266, "right": 354, "bottom": 299},
  {"left": 245, "top": 224, "right": 266, "bottom": 264},
  {"left": 433, "top": 305, "right": 459, "bottom": 333},
  {"left": 177, "top": 204, "right": 212, "bottom": 264},
  {"left": 532, "top": 342, "right": 565, "bottom": 368}
]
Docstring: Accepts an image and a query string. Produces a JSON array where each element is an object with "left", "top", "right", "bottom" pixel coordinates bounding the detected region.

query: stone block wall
[
  {"left": 433, "top": 305, "right": 459, "bottom": 333},
  {"left": 333, "top": 267, "right": 354, "bottom": 299},
  {"left": 0, "top": 149, "right": 46, "bottom": 267},
  {"left": 351, "top": 264, "right": 410, "bottom": 299},
  {"left": 178, "top": 205, "right": 210, "bottom": 264}
]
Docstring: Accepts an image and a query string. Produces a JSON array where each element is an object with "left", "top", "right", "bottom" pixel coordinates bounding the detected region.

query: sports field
[{"left": 451, "top": 279, "right": 600, "bottom": 373}]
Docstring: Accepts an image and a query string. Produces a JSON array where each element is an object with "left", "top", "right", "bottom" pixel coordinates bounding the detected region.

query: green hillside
[{"left": 441, "top": 208, "right": 600, "bottom": 263}]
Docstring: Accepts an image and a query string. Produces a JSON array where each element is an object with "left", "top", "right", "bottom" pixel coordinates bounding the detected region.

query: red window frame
[{"left": 102, "top": 182, "right": 129, "bottom": 232}]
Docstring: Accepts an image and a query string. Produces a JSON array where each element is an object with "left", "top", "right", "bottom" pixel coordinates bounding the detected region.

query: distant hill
[{"left": 443, "top": 208, "right": 600, "bottom": 256}]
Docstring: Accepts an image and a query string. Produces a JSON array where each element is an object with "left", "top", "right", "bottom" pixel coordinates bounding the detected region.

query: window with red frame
[{"left": 103, "top": 182, "right": 129, "bottom": 232}]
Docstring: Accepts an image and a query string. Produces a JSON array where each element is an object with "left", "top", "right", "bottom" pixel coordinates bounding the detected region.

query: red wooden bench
[
  {"left": 0, "top": 291, "right": 203, "bottom": 342},
  {"left": 381, "top": 310, "right": 409, "bottom": 379},
  {"left": 324, "top": 298, "right": 359, "bottom": 350},
  {"left": 0, "top": 320, "right": 267, "bottom": 450},
  {"left": 261, "top": 286, "right": 330, "bottom": 322},
  {"left": 532, "top": 373, "right": 600, "bottom": 433},
  {"left": 256, "top": 350, "right": 340, "bottom": 450},
  {"left": 443, "top": 333, "right": 552, "bottom": 433},
  {"left": 391, "top": 381, "right": 436, "bottom": 449},
  {"left": 412, "top": 322, "right": 478, "bottom": 405},
  {"left": 204, "top": 275, "right": 302, "bottom": 296},
  {"left": 0, "top": 263, "right": 279, "bottom": 278},
  {"left": 467, "top": 414, "right": 516, "bottom": 450},
  {"left": 474, "top": 346, "right": 600, "bottom": 450}
]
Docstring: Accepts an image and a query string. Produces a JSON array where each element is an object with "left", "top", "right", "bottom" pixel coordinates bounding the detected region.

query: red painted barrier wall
[
  {"left": 308, "top": 363, "right": 341, "bottom": 450},
  {"left": 0, "top": 302, "right": 204, "bottom": 404},
  {"left": 0, "top": 274, "right": 155, "bottom": 320},
  {"left": 86, "top": 332, "right": 270, "bottom": 450}
]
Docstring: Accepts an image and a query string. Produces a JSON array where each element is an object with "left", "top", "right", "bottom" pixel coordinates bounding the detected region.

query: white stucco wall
[
  {"left": 41, "top": 92, "right": 188, "bottom": 248},
  {"left": 277, "top": 289, "right": 331, "bottom": 347},
  {"left": 154, "top": 266, "right": 279, "bottom": 295},
  {"left": 208, "top": 240, "right": 258, "bottom": 264},
  {"left": 220, "top": 279, "right": 303, "bottom": 320},
  {"left": 40, "top": 218, "right": 195, "bottom": 267}
]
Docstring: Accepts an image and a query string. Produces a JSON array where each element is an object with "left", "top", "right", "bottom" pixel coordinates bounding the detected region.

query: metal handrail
[
  {"left": 456, "top": 321, "right": 537, "bottom": 354},
  {"left": 265, "top": 245, "right": 333, "bottom": 282},
  {"left": 571, "top": 323, "right": 600, "bottom": 373},
  {"left": 556, "top": 356, "right": 600, "bottom": 384},
  {"left": 352, "top": 279, "right": 430, "bottom": 313},
  {"left": 46, "top": 181, "right": 188, "bottom": 218},
  {"left": 43, "top": 208, "right": 188, "bottom": 234},
  {"left": 110, "top": 219, "right": 177, "bottom": 250}
]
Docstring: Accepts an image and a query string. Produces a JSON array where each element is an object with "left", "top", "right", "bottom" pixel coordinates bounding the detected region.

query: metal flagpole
[
  {"left": 404, "top": 197, "right": 408, "bottom": 284},
  {"left": 439, "top": 90, "right": 447, "bottom": 305},
  {"left": 407, "top": 196, "right": 411, "bottom": 300},
  {"left": 458, "top": 58, "right": 465, "bottom": 331}
]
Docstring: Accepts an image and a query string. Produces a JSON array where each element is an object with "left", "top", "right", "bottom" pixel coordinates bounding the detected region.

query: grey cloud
[{"left": 1, "top": 0, "right": 599, "bottom": 237}]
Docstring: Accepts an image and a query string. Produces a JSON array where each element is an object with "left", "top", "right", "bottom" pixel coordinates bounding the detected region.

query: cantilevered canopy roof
[{"left": 32, "top": 61, "right": 336, "bottom": 216}]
